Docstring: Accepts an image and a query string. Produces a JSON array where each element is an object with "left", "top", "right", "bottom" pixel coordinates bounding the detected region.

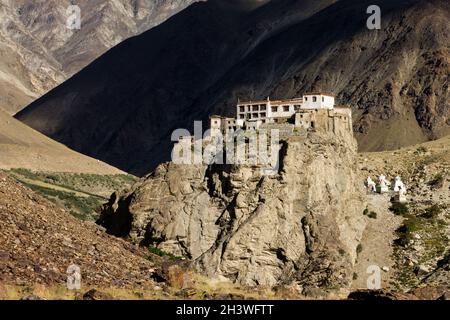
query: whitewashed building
[{"left": 209, "top": 92, "right": 351, "bottom": 137}]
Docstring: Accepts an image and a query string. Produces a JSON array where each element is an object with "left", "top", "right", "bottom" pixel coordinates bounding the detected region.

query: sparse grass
[
  {"left": 427, "top": 173, "right": 444, "bottom": 189},
  {"left": 421, "top": 204, "right": 443, "bottom": 219},
  {"left": 415, "top": 146, "right": 428, "bottom": 154},
  {"left": 0, "top": 277, "right": 284, "bottom": 300},
  {"left": 148, "top": 246, "right": 183, "bottom": 260},
  {"left": 9, "top": 168, "right": 137, "bottom": 196},
  {"left": 19, "top": 181, "right": 103, "bottom": 221},
  {"left": 394, "top": 215, "right": 420, "bottom": 247},
  {"left": 7, "top": 168, "right": 138, "bottom": 221},
  {"left": 389, "top": 202, "right": 409, "bottom": 215}
]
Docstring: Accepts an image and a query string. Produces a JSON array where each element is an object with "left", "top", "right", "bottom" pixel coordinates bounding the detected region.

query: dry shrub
[{"left": 166, "top": 264, "right": 193, "bottom": 289}]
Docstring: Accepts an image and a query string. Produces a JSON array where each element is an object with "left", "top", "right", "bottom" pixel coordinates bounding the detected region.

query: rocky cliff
[{"left": 99, "top": 130, "right": 367, "bottom": 294}]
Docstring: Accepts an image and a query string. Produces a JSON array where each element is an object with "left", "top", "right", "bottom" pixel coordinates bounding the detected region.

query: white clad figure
[
  {"left": 394, "top": 176, "right": 407, "bottom": 203},
  {"left": 367, "top": 176, "right": 376, "bottom": 192},
  {"left": 393, "top": 176, "right": 405, "bottom": 192},
  {"left": 378, "top": 174, "right": 390, "bottom": 193}
]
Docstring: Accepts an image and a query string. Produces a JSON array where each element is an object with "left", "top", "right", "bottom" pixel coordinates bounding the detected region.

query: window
[
  {"left": 239, "top": 114, "right": 244, "bottom": 119},
  {"left": 305, "top": 97, "right": 308, "bottom": 101},
  {"left": 294, "top": 105, "right": 301, "bottom": 111},
  {"left": 260, "top": 104, "right": 267, "bottom": 111},
  {"left": 271, "top": 106, "right": 277, "bottom": 113},
  {"left": 322, "top": 97, "right": 325, "bottom": 102},
  {"left": 260, "top": 112, "right": 266, "bottom": 118},
  {"left": 239, "top": 106, "right": 245, "bottom": 112},
  {"left": 252, "top": 113, "right": 259, "bottom": 118},
  {"left": 313, "top": 96, "right": 317, "bottom": 102},
  {"left": 283, "top": 105, "right": 289, "bottom": 112},
  {"left": 252, "top": 105, "right": 259, "bottom": 111}
]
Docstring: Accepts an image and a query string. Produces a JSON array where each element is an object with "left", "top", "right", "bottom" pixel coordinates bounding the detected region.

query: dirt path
[{"left": 351, "top": 192, "right": 404, "bottom": 290}]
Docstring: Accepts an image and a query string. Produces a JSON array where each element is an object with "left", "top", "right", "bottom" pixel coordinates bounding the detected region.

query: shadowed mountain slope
[{"left": 16, "top": 0, "right": 449, "bottom": 175}]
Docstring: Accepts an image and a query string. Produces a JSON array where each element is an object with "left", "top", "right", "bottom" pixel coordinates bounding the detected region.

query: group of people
[{"left": 366, "top": 175, "right": 407, "bottom": 202}]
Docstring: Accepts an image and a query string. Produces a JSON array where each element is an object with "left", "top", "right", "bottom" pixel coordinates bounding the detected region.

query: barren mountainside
[
  {"left": 0, "top": 109, "right": 124, "bottom": 174},
  {"left": 0, "top": 0, "right": 199, "bottom": 114},
  {"left": 16, "top": 0, "right": 449, "bottom": 176},
  {"left": 0, "top": 171, "right": 155, "bottom": 288}
]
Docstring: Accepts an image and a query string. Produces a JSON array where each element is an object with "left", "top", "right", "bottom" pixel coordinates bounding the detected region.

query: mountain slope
[
  {"left": 0, "top": 109, "right": 124, "bottom": 173},
  {"left": 16, "top": 0, "right": 449, "bottom": 175},
  {"left": 15, "top": 0, "right": 338, "bottom": 175},
  {"left": 0, "top": 171, "right": 154, "bottom": 288},
  {"left": 0, "top": 0, "right": 199, "bottom": 114},
  {"left": 203, "top": 0, "right": 449, "bottom": 152}
]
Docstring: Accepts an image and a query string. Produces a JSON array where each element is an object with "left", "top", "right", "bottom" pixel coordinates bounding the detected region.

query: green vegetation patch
[
  {"left": 18, "top": 181, "right": 103, "bottom": 221},
  {"left": 421, "top": 204, "right": 443, "bottom": 219},
  {"left": 395, "top": 215, "right": 420, "bottom": 247},
  {"left": 389, "top": 202, "right": 409, "bottom": 215},
  {"left": 148, "top": 246, "right": 183, "bottom": 260}
]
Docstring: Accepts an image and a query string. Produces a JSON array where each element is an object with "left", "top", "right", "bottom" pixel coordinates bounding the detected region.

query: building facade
[{"left": 209, "top": 92, "right": 352, "bottom": 137}]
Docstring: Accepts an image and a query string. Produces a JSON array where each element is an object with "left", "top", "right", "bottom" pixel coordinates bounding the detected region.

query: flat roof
[
  {"left": 237, "top": 97, "right": 303, "bottom": 105},
  {"left": 303, "top": 92, "right": 335, "bottom": 97},
  {"left": 334, "top": 104, "right": 351, "bottom": 109}
]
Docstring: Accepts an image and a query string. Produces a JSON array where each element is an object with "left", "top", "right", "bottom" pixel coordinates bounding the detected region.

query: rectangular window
[
  {"left": 260, "top": 112, "right": 266, "bottom": 118},
  {"left": 239, "top": 106, "right": 245, "bottom": 112},
  {"left": 239, "top": 114, "right": 244, "bottom": 119},
  {"left": 322, "top": 97, "right": 325, "bottom": 102},
  {"left": 252, "top": 113, "right": 259, "bottom": 118},
  {"left": 294, "top": 105, "right": 301, "bottom": 111},
  {"left": 252, "top": 105, "right": 259, "bottom": 111},
  {"left": 260, "top": 104, "right": 267, "bottom": 111},
  {"left": 271, "top": 106, "right": 277, "bottom": 113},
  {"left": 283, "top": 105, "right": 289, "bottom": 112}
]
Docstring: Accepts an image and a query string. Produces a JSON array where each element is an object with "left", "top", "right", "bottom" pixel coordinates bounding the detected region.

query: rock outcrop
[{"left": 99, "top": 130, "right": 367, "bottom": 293}]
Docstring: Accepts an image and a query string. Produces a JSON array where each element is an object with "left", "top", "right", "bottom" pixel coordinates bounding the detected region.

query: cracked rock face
[{"left": 100, "top": 131, "right": 367, "bottom": 292}]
